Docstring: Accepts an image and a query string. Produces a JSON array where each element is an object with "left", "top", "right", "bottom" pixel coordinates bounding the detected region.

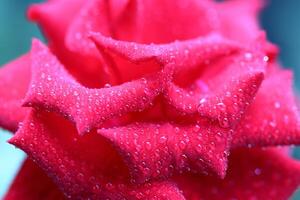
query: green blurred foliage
[{"left": 0, "top": 0, "right": 43, "bottom": 65}]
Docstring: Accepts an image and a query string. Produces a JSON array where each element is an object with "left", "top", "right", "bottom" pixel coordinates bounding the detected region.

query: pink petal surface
[
  {"left": 91, "top": 32, "right": 241, "bottom": 83},
  {"left": 23, "top": 39, "right": 170, "bottom": 134},
  {"left": 10, "top": 110, "right": 185, "bottom": 200},
  {"left": 66, "top": 0, "right": 265, "bottom": 55},
  {"left": 66, "top": 0, "right": 219, "bottom": 55},
  {"left": 217, "top": 0, "right": 263, "bottom": 42},
  {"left": 98, "top": 121, "right": 230, "bottom": 183},
  {"left": 174, "top": 148, "right": 300, "bottom": 200},
  {"left": 233, "top": 65, "right": 300, "bottom": 147},
  {"left": 165, "top": 49, "right": 265, "bottom": 128},
  {"left": 4, "top": 159, "right": 65, "bottom": 200},
  {"left": 2, "top": 0, "right": 300, "bottom": 199},
  {"left": 91, "top": 33, "right": 267, "bottom": 127},
  {"left": 0, "top": 55, "right": 30, "bottom": 132}
]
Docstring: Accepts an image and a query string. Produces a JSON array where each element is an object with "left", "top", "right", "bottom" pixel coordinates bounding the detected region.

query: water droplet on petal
[
  {"left": 159, "top": 136, "right": 168, "bottom": 144},
  {"left": 254, "top": 168, "right": 262, "bottom": 175},
  {"left": 274, "top": 102, "right": 281, "bottom": 109},
  {"left": 263, "top": 56, "right": 269, "bottom": 62},
  {"left": 244, "top": 52, "right": 253, "bottom": 61},
  {"left": 104, "top": 83, "right": 111, "bottom": 88}
]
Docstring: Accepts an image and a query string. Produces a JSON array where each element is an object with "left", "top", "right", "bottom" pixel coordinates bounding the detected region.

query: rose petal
[
  {"left": 0, "top": 54, "right": 30, "bottom": 132},
  {"left": 90, "top": 32, "right": 240, "bottom": 83},
  {"left": 66, "top": 0, "right": 269, "bottom": 57},
  {"left": 66, "top": 0, "right": 220, "bottom": 56},
  {"left": 23, "top": 39, "right": 170, "bottom": 134},
  {"left": 165, "top": 48, "right": 265, "bottom": 128},
  {"left": 233, "top": 65, "right": 300, "bottom": 147},
  {"left": 98, "top": 121, "right": 230, "bottom": 183},
  {"left": 4, "top": 159, "right": 65, "bottom": 200},
  {"left": 9, "top": 110, "right": 185, "bottom": 200},
  {"left": 217, "top": 0, "right": 263, "bottom": 42},
  {"left": 174, "top": 148, "right": 300, "bottom": 200},
  {"left": 28, "top": 0, "right": 113, "bottom": 88}
]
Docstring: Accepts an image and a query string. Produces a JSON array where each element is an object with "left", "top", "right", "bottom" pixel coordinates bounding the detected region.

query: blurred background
[{"left": 0, "top": 0, "right": 300, "bottom": 199}]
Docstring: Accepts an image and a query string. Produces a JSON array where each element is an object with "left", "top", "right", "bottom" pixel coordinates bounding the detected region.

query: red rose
[{"left": 1, "top": 0, "right": 300, "bottom": 199}]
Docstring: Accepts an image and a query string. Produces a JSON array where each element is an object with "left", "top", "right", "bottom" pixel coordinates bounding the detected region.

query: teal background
[{"left": 0, "top": 0, "right": 299, "bottom": 198}]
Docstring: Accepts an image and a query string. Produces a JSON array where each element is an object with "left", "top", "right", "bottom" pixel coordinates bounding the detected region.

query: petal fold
[
  {"left": 10, "top": 110, "right": 185, "bottom": 200},
  {"left": 98, "top": 121, "right": 231, "bottom": 183},
  {"left": 233, "top": 65, "right": 300, "bottom": 147},
  {"left": 24, "top": 39, "right": 169, "bottom": 134}
]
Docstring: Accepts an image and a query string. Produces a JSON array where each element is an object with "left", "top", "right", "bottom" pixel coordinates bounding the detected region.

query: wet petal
[
  {"left": 4, "top": 159, "right": 65, "bottom": 200},
  {"left": 66, "top": 0, "right": 220, "bottom": 56},
  {"left": 175, "top": 148, "right": 300, "bottom": 200},
  {"left": 233, "top": 65, "right": 300, "bottom": 147},
  {"left": 165, "top": 49, "right": 265, "bottom": 128},
  {"left": 9, "top": 110, "right": 185, "bottom": 200},
  {"left": 91, "top": 32, "right": 240, "bottom": 83},
  {"left": 23, "top": 39, "right": 170, "bottom": 134},
  {"left": 98, "top": 121, "right": 231, "bottom": 183},
  {"left": 0, "top": 54, "right": 30, "bottom": 132}
]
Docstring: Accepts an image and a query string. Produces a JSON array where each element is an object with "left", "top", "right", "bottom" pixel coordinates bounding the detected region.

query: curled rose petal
[
  {"left": 98, "top": 121, "right": 231, "bottom": 183},
  {"left": 23, "top": 39, "right": 170, "bottom": 134},
  {"left": 92, "top": 33, "right": 266, "bottom": 128},
  {"left": 233, "top": 65, "right": 300, "bottom": 147},
  {"left": 9, "top": 110, "right": 185, "bottom": 200},
  {"left": 91, "top": 32, "right": 240, "bottom": 83},
  {"left": 0, "top": 54, "right": 30, "bottom": 132},
  {"left": 174, "top": 148, "right": 300, "bottom": 200},
  {"left": 66, "top": 0, "right": 220, "bottom": 56},
  {"left": 66, "top": 0, "right": 267, "bottom": 57},
  {"left": 165, "top": 49, "right": 265, "bottom": 128},
  {"left": 4, "top": 159, "right": 65, "bottom": 200}
]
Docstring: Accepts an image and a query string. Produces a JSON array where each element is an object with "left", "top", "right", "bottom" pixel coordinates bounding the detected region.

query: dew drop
[
  {"left": 104, "top": 83, "right": 111, "bottom": 88},
  {"left": 269, "top": 121, "right": 276, "bottom": 128},
  {"left": 159, "top": 136, "right": 168, "bottom": 144},
  {"left": 254, "top": 168, "right": 262, "bottom": 175},
  {"left": 199, "top": 98, "right": 206, "bottom": 104},
  {"left": 263, "top": 56, "right": 269, "bottom": 62},
  {"left": 179, "top": 140, "right": 186, "bottom": 150},
  {"left": 92, "top": 184, "right": 101, "bottom": 192},
  {"left": 193, "top": 124, "right": 200, "bottom": 132},
  {"left": 274, "top": 102, "right": 281, "bottom": 109},
  {"left": 244, "top": 52, "right": 253, "bottom": 61},
  {"left": 73, "top": 91, "right": 79, "bottom": 96},
  {"left": 145, "top": 141, "right": 152, "bottom": 150}
]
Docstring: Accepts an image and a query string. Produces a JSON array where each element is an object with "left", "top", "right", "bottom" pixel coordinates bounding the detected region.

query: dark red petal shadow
[{"left": 4, "top": 159, "right": 65, "bottom": 200}]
